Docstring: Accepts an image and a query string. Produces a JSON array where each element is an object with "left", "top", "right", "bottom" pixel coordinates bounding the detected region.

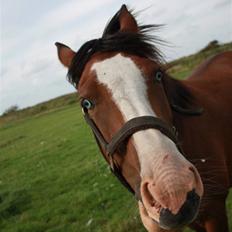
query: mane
[
  {"left": 67, "top": 16, "right": 165, "bottom": 87},
  {"left": 66, "top": 8, "right": 203, "bottom": 115}
]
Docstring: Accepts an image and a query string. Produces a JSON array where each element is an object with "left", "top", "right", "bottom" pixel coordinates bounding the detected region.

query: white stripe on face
[{"left": 91, "top": 54, "right": 183, "bottom": 177}]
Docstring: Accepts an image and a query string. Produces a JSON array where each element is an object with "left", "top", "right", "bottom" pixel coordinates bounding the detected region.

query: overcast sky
[{"left": 1, "top": 0, "right": 231, "bottom": 114}]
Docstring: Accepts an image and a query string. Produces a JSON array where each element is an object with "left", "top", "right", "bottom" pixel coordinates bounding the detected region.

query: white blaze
[{"left": 91, "top": 54, "right": 182, "bottom": 177}]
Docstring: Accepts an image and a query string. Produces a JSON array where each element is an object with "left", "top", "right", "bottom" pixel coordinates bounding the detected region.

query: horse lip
[
  {"left": 151, "top": 218, "right": 159, "bottom": 225},
  {"left": 151, "top": 199, "right": 162, "bottom": 213},
  {"left": 140, "top": 199, "right": 162, "bottom": 224},
  {"left": 145, "top": 190, "right": 201, "bottom": 230},
  {"left": 159, "top": 189, "right": 200, "bottom": 230}
]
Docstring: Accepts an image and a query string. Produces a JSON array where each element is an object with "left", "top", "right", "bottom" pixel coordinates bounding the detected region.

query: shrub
[{"left": 3, "top": 105, "right": 19, "bottom": 116}]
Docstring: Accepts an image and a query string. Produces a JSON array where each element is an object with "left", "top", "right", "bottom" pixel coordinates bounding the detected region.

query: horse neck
[{"left": 172, "top": 78, "right": 232, "bottom": 188}]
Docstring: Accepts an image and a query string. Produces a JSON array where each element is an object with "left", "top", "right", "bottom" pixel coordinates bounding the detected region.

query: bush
[
  {"left": 3, "top": 105, "right": 19, "bottom": 116},
  {"left": 200, "top": 40, "right": 219, "bottom": 52}
]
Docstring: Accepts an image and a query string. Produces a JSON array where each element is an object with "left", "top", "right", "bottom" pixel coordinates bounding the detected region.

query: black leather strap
[
  {"left": 83, "top": 108, "right": 182, "bottom": 196},
  {"left": 83, "top": 109, "right": 180, "bottom": 159},
  {"left": 83, "top": 108, "right": 108, "bottom": 151},
  {"left": 106, "top": 116, "right": 179, "bottom": 156}
]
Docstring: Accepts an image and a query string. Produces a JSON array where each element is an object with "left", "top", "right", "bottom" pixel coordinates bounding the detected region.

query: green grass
[
  {"left": 168, "top": 41, "right": 232, "bottom": 79},
  {"left": 0, "top": 41, "right": 232, "bottom": 232},
  {"left": 0, "top": 93, "right": 77, "bottom": 125},
  {"left": 0, "top": 106, "right": 145, "bottom": 232}
]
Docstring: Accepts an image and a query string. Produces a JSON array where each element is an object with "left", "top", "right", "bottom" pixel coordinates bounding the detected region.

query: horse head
[{"left": 55, "top": 5, "right": 203, "bottom": 230}]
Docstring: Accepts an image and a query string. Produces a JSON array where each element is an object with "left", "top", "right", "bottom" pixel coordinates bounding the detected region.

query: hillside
[
  {"left": 1, "top": 41, "right": 232, "bottom": 124},
  {"left": 0, "top": 41, "right": 232, "bottom": 232}
]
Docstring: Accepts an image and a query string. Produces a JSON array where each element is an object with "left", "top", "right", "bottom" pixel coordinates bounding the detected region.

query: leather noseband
[{"left": 82, "top": 107, "right": 181, "bottom": 197}]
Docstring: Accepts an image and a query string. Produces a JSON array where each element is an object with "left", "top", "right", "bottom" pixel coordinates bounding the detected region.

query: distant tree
[
  {"left": 3, "top": 105, "right": 19, "bottom": 116},
  {"left": 200, "top": 40, "right": 219, "bottom": 52}
]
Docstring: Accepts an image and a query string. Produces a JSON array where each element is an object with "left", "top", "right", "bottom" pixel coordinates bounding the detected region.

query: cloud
[{"left": 1, "top": 0, "right": 231, "bottom": 114}]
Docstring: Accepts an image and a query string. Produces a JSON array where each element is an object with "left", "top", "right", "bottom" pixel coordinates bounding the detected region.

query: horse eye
[
  {"left": 81, "top": 99, "right": 94, "bottom": 109},
  {"left": 155, "top": 70, "right": 163, "bottom": 82}
]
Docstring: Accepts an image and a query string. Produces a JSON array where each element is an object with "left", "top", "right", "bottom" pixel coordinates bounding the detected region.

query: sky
[{"left": 0, "top": 0, "right": 231, "bottom": 114}]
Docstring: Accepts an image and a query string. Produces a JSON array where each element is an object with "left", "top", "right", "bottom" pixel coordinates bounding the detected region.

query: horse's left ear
[
  {"left": 55, "top": 42, "right": 76, "bottom": 68},
  {"left": 103, "top": 4, "right": 138, "bottom": 37}
]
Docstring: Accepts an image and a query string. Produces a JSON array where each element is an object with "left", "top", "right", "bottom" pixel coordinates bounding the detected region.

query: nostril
[
  {"left": 189, "top": 166, "right": 196, "bottom": 174},
  {"left": 189, "top": 166, "right": 200, "bottom": 180},
  {"left": 159, "top": 189, "right": 200, "bottom": 230},
  {"left": 188, "top": 165, "right": 204, "bottom": 197}
]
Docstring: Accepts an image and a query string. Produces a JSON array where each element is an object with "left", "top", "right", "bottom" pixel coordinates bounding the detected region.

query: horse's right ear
[
  {"left": 103, "top": 4, "right": 138, "bottom": 37},
  {"left": 55, "top": 42, "right": 76, "bottom": 68}
]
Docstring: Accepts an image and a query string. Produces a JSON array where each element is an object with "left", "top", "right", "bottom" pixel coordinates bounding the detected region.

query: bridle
[
  {"left": 72, "top": 39, "right": 203, "bottom": 199},
  {"left": 82, "top": 104, "right": 182, "bottom": 198}
]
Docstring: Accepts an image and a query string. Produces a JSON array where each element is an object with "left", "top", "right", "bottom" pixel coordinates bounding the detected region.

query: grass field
[{"left": 0, "top": 42, "right": 232, "bottom": 232}]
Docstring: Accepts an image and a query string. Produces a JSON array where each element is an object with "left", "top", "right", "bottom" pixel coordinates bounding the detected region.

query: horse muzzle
[{"left": 140, "top": 157, "right": 203, "bottom": 230}]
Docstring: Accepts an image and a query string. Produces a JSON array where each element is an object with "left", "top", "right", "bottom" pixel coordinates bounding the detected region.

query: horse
[{"left": 55, "top": 5, "right": 232, "bottom": 232}]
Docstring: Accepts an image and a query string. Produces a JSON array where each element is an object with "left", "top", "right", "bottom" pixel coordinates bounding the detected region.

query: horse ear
[
  {"left": 103, "top": 4, "right": 138, "bottom": 37},
  {"left": 55, "top": 42, "right": 76, "bottom": 68}
]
